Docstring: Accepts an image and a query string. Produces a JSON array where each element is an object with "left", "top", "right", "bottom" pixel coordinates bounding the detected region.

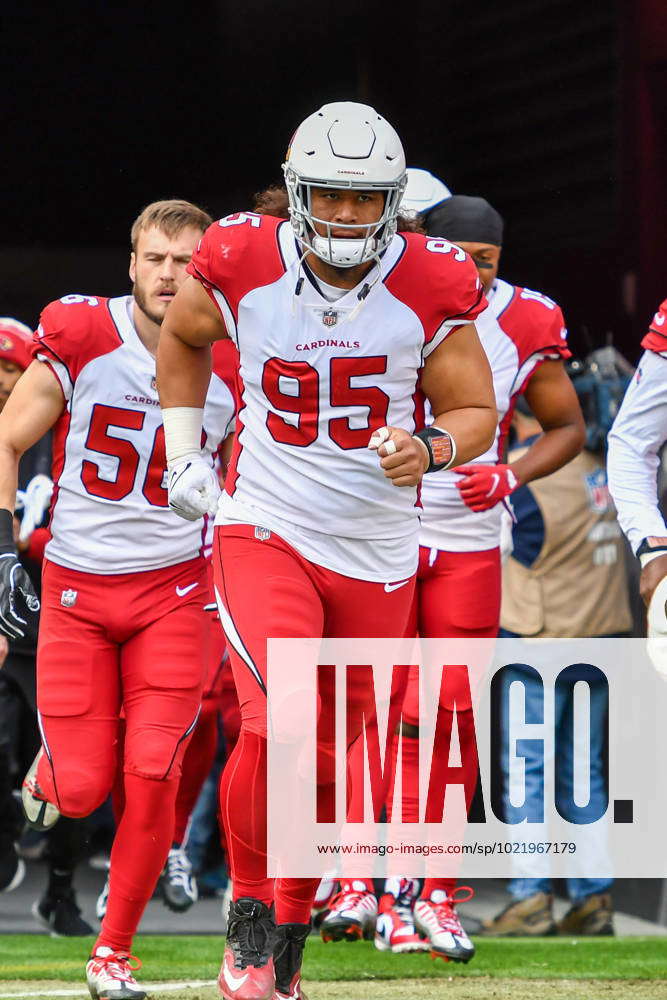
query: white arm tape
[
  {"left": 639, "top": 549, "right": 667, "bottom": 569},
  {"left": 162, "top": 407, "right": 204, "bottom": 465}
]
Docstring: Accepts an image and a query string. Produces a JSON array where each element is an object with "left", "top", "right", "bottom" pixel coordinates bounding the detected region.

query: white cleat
[
  {"left": 413, "top": 887, "right": 476, "bottom": 963},
  {"left": 86, "top": 946, "right": 147, "bottom": 1000},
  {"left": 320, "top": 881, "right": 378, "bottom": 942},
  {"left": 374, "top": 878, "right": 429, "bottom": 954},
  {"left": 21, "top": 749, "right": 59, "bottom": 831}
]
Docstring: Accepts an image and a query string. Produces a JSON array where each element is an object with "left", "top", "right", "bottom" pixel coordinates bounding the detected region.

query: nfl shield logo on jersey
[
  {"left": 151, "top": 376, "right": 158, "bottom": 392},
  {"left": 322, "top": 309, "right": 338, "bottom": 328},
  {"left": 254, "top": 526, "right": 271, "bottom": 542},
  {"left": 60, "top": 589, "right": 78, "bottom": 608}
]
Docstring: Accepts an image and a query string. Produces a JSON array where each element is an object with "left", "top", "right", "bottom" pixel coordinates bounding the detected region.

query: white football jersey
[
  {"left": 189, "top": 213, "right": 486, "bottom": 581},
  {"left": 608, "top": 298, "right": 667, "bottom": 554},
  {"left": 32, "top": 295, "right": 235, "bottom": 574},
  {"left": 419, "top": 278, "right": 570, "bottom": 552}
]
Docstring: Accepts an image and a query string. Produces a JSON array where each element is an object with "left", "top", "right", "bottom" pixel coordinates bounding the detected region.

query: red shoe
[
  {"left": 374, "top": 878, "right": 429, "bottom": 954},
  {"left": 218, "top": 897, "right": 276, "bottom": 1000},
  {"left": 413, "top": 887, "right": 476, "bottom": 963},
  {"left": 273, "top": 922, "right": 310, "bottom": 999}
]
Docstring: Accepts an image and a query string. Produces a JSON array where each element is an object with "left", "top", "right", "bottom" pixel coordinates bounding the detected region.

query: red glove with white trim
[{"left": 455, "top": 463, "right": 520, "bottom": 512}]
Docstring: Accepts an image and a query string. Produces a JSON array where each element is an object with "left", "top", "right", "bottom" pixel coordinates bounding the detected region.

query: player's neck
[
  {"left": 306, "top": 253, "right": 375, "bottom": 290},
  {"left": 131, "top": 301, "right": 161, "bottom": 358}
]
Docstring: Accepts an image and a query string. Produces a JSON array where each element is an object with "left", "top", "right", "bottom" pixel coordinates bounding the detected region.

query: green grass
[{"left": 0, "top": 935, "right": 666, "bottom": 983}]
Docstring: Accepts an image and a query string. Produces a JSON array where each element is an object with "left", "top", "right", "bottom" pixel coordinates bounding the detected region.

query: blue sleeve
[{"left": 509, "top": 484, "right": 545, "bottom": 568}]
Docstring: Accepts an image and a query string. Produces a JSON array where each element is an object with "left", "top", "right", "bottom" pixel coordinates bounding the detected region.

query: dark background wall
[{"left": 2, "top": 1, "right": 666, "bottom": 363}]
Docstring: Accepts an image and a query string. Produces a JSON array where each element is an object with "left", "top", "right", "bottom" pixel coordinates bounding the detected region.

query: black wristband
[
  {"left": 414, "top": 427, "right": 456, "bottom": 473},
  {"left": 0, "top": 509, "right": 15, "bottom": 555},
  {"left": 637, "top": 538, "right": 667, "bottom": 559}
]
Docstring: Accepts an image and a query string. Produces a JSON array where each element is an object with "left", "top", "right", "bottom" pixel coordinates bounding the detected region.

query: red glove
[{"left": 455, "top": 463, "right": 520, "bottom": 512}]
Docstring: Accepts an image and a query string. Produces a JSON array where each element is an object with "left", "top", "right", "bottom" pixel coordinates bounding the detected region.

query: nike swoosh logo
[
  {"left": 384, "top": 580, "right": 410, "bottom": 593},
  {"left": 176, "top": 582, "right": 198, "bottom": 597},
  {"left": 485, "top": 473, "right": 500, "bottom": 498},
  {"left": 222, "top": 964, "right": 249, "bottom": 991}
]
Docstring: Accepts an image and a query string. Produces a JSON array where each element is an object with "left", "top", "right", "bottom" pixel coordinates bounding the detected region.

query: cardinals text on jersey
[
  {"left": 187, "top": 213, "right": 485, "bottom": 581},
  {"left": 419, "top": 278, "right": 571, "bottom": 552},
  {"left": 32, "top": 295, "right": 235, "bottom": 574}
]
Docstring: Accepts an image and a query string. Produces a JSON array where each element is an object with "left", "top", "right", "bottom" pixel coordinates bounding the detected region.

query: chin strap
[
  {"left": 291, "top": 242, "right": 384, "bottom": 323},
  {"left": 347, "top": 251, "right": 383, "bottom": 322}
]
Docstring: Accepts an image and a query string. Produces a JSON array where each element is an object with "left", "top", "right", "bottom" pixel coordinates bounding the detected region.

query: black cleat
[
  {"left": 219, "top": 897, "right": 276, "bottom": 1000},
  {"left": 274, "top": 922, "right": 310, "bottom": 1000},
  {"left": 32, "top": 889, "right": 95, "bottom": 937}
]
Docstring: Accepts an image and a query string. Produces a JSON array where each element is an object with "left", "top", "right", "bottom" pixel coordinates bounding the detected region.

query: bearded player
[
  {"left": 0, "top": 200, "right": 235, "bottom": 999},
  {"left": 157, "top": 103, "right": 497, "bottom": 1000},
  {"left": 323, "top": 192, "right": 585, "bottom": 960}
]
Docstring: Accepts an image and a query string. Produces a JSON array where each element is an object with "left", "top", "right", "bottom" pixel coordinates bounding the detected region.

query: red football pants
[
  {"left": 36, "top": 556, "right": 209, "bottom": 951},
  {"left": 173, "top": 601, "right": 228, "bottom": 848},
  {"left": 213, "top": 524, "right": 415, "bottom": 923},
  {"left": 399, "top": 545, "right": 500, "bottom": 899}
]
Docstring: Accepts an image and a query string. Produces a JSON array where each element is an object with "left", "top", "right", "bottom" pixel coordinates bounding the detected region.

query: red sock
[
  {"left": 421, "top": 707, "right": 478, "bottom": 900},
  {"left": 96, "top": 772, "right": 178, "bottom": 953},
  {"left": 218, "top": 729, "right": 273, "bottom": 906},
  {"left": 275, "top": 878, "right": 320, "bottom": 924},
  {"left": 386, "top": 732, "right": 420, "bottom": 823},
  {"left": 173, "top": 700, "right": 218, "bottom": 845}
]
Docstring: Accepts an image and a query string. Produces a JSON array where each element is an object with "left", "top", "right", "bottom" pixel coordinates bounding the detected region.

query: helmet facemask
[{"left": 283, "top": 165, "right": 407, "bottom": 269}]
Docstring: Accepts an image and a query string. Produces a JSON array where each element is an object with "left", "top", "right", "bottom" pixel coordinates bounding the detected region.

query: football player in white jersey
[
  {"left": 325, "top": 191, "right": 585, "bottom": 961},
  {"left": 158, "top": 102, "right": 497, "bottom": 1000},
  {"left": 0, "top": 200, "right": 235, "bottom": 999},
  {"left": 608, "top": 297, "right": 667, "bottom": 653}
]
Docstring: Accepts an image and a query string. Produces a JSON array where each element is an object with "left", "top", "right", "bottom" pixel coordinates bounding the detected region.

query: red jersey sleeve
[
  {"left": 499, "top": 286, "right": 571, "bottom": 378},
  {"left": 641, "top": 299, "right": 667, "bottom": 355},
  {"left": 31, "top": 295, "right": 118, "bottom": 400},
  {"left": 188, "top": 213, "right": 288, "bottom": 345},
  {"left": 385, "top": 234, "right": 487, "bottom": 358}
]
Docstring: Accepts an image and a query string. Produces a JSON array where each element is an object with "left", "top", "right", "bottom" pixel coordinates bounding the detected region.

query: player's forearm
[
  {"left": 432, "top": 405, "right": 497, "bottom": 466},
  {"left": 607, "top": 428, "right": 666, "bottom": 554},
  {"left": 510, "top": 423, "right": 584, "bottom": 486},
  {"left": 157, "top": 327, "right": 212, "bottom": 410},
  {"left": 0, "top": 442, "right": 20, "bottom": 518}
]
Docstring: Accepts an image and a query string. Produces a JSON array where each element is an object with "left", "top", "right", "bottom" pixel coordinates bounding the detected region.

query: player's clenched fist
[
  {"left": 455, "top": 463, "right": 519, "bottom": 511},
  {"left": 167, "top": 454, "right": 221, "bottom": 521},
  {"left": 368, "top": 426, "right": 428, "bottom": 487}
]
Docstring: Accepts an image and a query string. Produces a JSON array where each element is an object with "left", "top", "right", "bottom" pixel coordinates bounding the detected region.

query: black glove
[{"left": 0, "top": 508, "right": 40, "bottom": 641}]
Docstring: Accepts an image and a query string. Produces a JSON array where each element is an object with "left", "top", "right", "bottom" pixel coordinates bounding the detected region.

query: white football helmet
[
  {"left": 283, "top": 102, "right": 407, "bottom": 268},
  {"left": 400, "top": 168, "right": 452, "bottom": 218}
]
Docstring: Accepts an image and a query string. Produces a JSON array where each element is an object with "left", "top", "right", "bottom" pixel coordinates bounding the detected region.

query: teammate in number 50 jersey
[
  {"left": 157, "top": 102, "right": 497, "bottom": 1000},
  {"left": 0, "top": 201, "right": 235, "bottom": 1000}
]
